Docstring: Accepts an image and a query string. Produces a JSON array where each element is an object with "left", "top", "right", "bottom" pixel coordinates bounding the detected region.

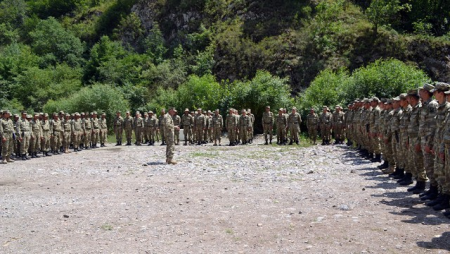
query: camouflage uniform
[
  {"left": 331, "top": 106, "right": 345, "bottom": 144},
  {"left": 307, "top": 110, "right": 319, "bottom": 144},
  {"left": 162, "top": 111, "right": 175, "bottom": 164},
  {"left": 114, "top": 113, "right": 124, "bottom": 145},
  {"left": 262, "top": 107, "right": 274, "bottom": 144},
  {"left": 182, "top": 110, "right": 194, "bottom": 145},
  {"left": 30, "top": 115, "right": 42, "bottom": 157},
  {"left": 212, "top": 110, "right": 223, "bottom": 145},
  {"left": 195, "top": 110, "right": 206, "bottom": 145},
  {"left": 172, "top": 112, "right": 181, "bottom": 145},
  {"left": 319, "top": 107, "right": 333, "bottom": 145},
  {"left": 72, "top": 114, "right": 83, "bottom": 151},
  {"left": 17, "top": 114, "right": 31, "bottom": 158},
  {"left": 276, "top": 109, "right": 287, "bottom": 145},
  {"left": 406, "top": 91, "right": 425, "bottom": 184},
  {"left": 239, "top": 111, "right": 251, "bottom": 144},
  {"left": 287, "top": 108, "right": 302, "bottom": 145},
  {"left": 1, "top": 111, "right": 15, "bottom": 163},
  {"left": 41, "top": 115, "right": 51, "bottom": 156},
  {"left": 100, "top": 114, "right": 107, "bottom": 146},
  {"left": 226, "top": 110, "right": 238, "bottom": 146},
  {"left": 124, "top": 113, "right": 134, "bottom": 145}
]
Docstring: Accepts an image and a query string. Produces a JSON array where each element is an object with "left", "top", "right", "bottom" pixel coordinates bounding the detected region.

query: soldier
[
  {"left": 51, "top": 113, "right": 62, "bottom": 154},
  {"left": 234, "top": 109, "right": 241, "bottom": 144},
  {"left": 194, "top": 108, "right": 206, "bottom": 145},
  {"left": 390, "top": 96, "right": 405, "bottom": 179},
  {"left": 430, "top": 83, "right": 450, "bottom": 211},
  {"left": 100, "top": 113, "right": 107, "bottom": 147},
  {"left": 345, "top": 104, "right": 354, "bottom": 146},
  {"left": 114, "top": 111, "right": 124, "bottom": 146},
  {"left": 239, "top": 109, "right": 251, "bottom": 144},
  {"left": 134, "top": 111, "right": 144, "bottom": 146},
  {"left": 247, "top": 109, "right": 255, "bottom": 143},
  {"left": 163, "top": 107, "right": 179, "bottom": 165},
  {"left": 158, "top": 109, "right": 166, "bottom": 145},
  {"left": 172, "top": 109, "right": 181, "bottom": 145},
  {"left": 62, "top": 114, "right": 72, "bottom": 153},
  {"left": 1, "top": 110, "right": 15, "bottom": 164},
  {"left": 191, "top": 111, "right": 196, "bottom": 143},
  {"left": 405, "top": 89, "right": 425, "bottom": 191},
  {"left": 0, "top": 110, "right": 2, "bottom": 160},
  {"left": 30, "top": 113, "right": 42, "bottom": 158},
  {"left": 212, "top": 109, "right": 223, "bottom": 146},
  {"left": 17, "top": 112, "right": 31, "bottom": 160},
  {"left": 147, "top": 111, "right": 157, "bottom": 146},
  {"left": 206, "top": 110, "right": 213, "bottom": 143},
  {"left": 71, "top": 113, "right": 82, "bottom": 152},
  {"left": 226, "top": 108, "right": 238, "bottom": 146},
  {"left": 276, "top": 108, "right": 287, "bottom": 145},
  {"left": 182, "top": 108, "right": 193, "bottom": 145},
  {"left": 124, "top": 111, "right": 133, "bottom": 146},
  {"left": 319, "top": 106, "right": 332, "bottom": 145},
  {"left": 369, "top": 98, "right": 382, "bottom": 162},
  {"left": 331, "top": 105, "right": 345, "bottom": 144},
  {"left": 40, "top": 113, "right": 51, "bottom": 156},
  {"left": 91, "top": 112, "right": 100, "bottom": 148},
  {"left": 418, "top": 84, "right": 439, "bottom": 200},
  {"left": 288, "top": 107, "right": 302, "bottom": 145},
  {"left": 397, "top": 93, "right": 413, "bottom": 185},
  {"left": 262, "top": 106, "right": 274, "bottom": 145},
  {"left": 307, "top": 108, "right": 319, "bottom": 145},
  {"left": 379, "top": 100, "right": 395, "bottom": 173}
]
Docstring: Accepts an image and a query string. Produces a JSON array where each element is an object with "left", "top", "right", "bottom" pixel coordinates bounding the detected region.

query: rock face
[{"left": 131, "top": 0, "right": 157, "bottom": 32}]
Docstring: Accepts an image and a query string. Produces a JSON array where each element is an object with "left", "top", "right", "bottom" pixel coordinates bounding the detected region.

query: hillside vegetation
[{"left": 1, "top": 0, "right": 449, "bottom": 126}]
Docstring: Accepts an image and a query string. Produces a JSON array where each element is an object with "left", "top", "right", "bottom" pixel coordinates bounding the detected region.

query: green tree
[
  {"left": 29, "top": 17, "right": 85, "bottom": 67},
  {"left": 366, "top": 0, "right": 405, "bottom": 35}
]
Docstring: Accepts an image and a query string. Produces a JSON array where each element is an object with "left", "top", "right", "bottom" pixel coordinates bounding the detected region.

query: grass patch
[{"left": 101, "top": 223, "right": 114, "bottom": 231}]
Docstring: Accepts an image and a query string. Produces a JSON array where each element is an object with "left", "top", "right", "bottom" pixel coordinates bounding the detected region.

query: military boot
[
  {"left": 289, "top": 140, "right": 293, "bottom": 145},
  {"left": 392, "top": 168, "right": 405, "bottom": 179},
  {"left": 377, "top": 161, "right": 389, "bottom": 169},
  {"left": 265, "top": 140, "right": 268, "bottom": 145},
  {"left": 432, "top": 194, "right": 450, "bottom": 211},
  {"left": 420, "top": 185, "right": 439, "bottom": 201},
  {"left": 46, "top": 151, "right": 52, "bottom": 156},
  {"left": 21, "top": 154, "right": 27, "bottom": 160},
  {"left": 167, "top": 158, "right": 177, "bottom": 165},
  {"left": 443, "top": 210, "right": 450, "bottom": 218},
  {"left": 269, "top": 139, "right": 272, "bottom": 144},
  {"left": 407, "top": 181, "right": 426, "bottom": 194},
  {"left": 398, "top": 173, "right": 413, "bottom": 185},
  {"left": 426, "top": 193, "right": 444, "bottom": 206}
]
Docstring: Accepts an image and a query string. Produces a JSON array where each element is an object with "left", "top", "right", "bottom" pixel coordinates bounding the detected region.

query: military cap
[
  {"left": 292, "top": 106, "right": 297, "bottom": 110},
  {"left": 90, "top": 112, "right": 94, "bottom": 115},
  {"left": 174, "top": 109, "right": 177, "bottom": 112},
  {"left": 371, "top": 97, "right": 380, "bottom": 102},
  {"left": 59, "top": 111, "right": 64, "bottom": 114},
  {"left": 399, "top": 93, "right": 408, "bottom": 100},
  {"left": 34, "top": 113, "right": 39, "bottom": 116},
  {"left": 81, "top": 112, "right": 85, "bottom": 115},
  {"left": 386, "top": 99, "right": 393, "bottom": 104},
  {"left": 126, "top": 111, "right": 130, "bottom": 114},
  {"left": 279, "top": 108, "right": 283, "bottom": 111},
  {"left": 53, "top": 112, "right": 58, "bottom": 116},
  {"left": 149, "top": 111, "right": 153, "bottom": 114},
  {"left": 144, "top": 112, "right": 148, "bottom": 116},
  {"left": 241, "top": 109, "right": 247, "bottom": 113},
  {"left": 420, "top": 83, "right": 435, "bottom": 92},
  {"left": 184, "top": 108, "right": 189, "bottom": 112},
  {"left": 335, "top": 105, "right": 341, "bottom": 108},
  {"left": 93, "top": 111, "right": 97, "bottom": 115},
  {"left": 380, "top": 98, "right": 387, "bottom": 103},
  {"left": 0, "top": 110, "right": 4, "bottom": 114},
  {"left": 197, "top": 108, "right": 202, "bottom": 111},
  {"left": 266, "top": 105, "right": 270, "bottom": 109},
  {"left": 407, "top": 89, "right": 419, "bottom": 97},
  {"left": 39, "top": 112, "right": 44, "bottom": 116},
  {"left": 101, "top": 112, "right": 106, "bottom": 116},
  {"left": 13, "top": 114, "right": 19, "bottom": 118},
  {"left": 444, "top": 90, "right": 450, "bottom": 95},
  {"left": 2, "top": 110, "right": 9, "bottom": 114},
  {"left": 207, "top": 110, "right": 211, "bottom": 113},
  {"left": 116, "top": 110, "right": 121, "bottom": 113},
  {"left": 75, "top": 113, "right": 80, "bottom": 116},
  {"left": 44, "top": 113, "right": 49, "bottom": 117},
  {"left": 362, "top": 98, "right": 369, "bottom": 103},
  {"left": 431, "top": 82, "right": 450, "bottom": 93},
  {"left": 215, "top": 109, "right": 220, "bottom": 112},
  {"left": 353, "top": 99, "right": 359, "bottom": 103}
]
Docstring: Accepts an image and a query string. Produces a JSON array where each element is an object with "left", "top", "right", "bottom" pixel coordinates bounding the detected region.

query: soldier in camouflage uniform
[
  {"left": 62, "top": 114, "right": 72, "bottom": 153},
  {"left": 40, "top": 113, "right": 51, "bottom": 156},
  {"left": 262, "top": 106, "right": 274, "bottom": 145},
  {"left": 429, "top": 83, "right": 450, "bottom": 211},
  {"left": 124, "top": 111, "right": 133, "bottom": 146},
  {"left": 288, "top": 107, "right": 302, "bottom": 145},
  {"left": 389, "top": 96, "right": 405, "bottom": 179},
  {"left": 405, "top": 89, "right": 426, "bottom": 191},
  {"left": 147, "top": 111, "right": 157, "bottom": 146},
  {"left": 239, "top": 109, "right": 251, "bottom": 145},
  {"left": 114, "top": 111, "right": 124, "bottom": 146},
  {"left": 331, "top": 105, "right": 345, "bottom": 144},
  {"left": 172, "top": 110, "right": 181, "bottom": 145},
  {"left": 345, "top": 104, "right": 354, "bottom": 146},
  {"left": 397, "top": 93, "right": 413, "bottom": 185},
  {"left": 276, "top": 108, "right": 287, "bottom": 145},
  {"left": 212, "top": 109, "right": 223, "bottom": 146},
  {"left": 319, "top": 106, "right": 332, "bottom": 145},
  {"left": 158, "top": 109, "right": 166, "bottom": 145},
  {"left": 195, "top": 109, "right": 206, "bottom": 145},
  {"left": 226, "top": 108, "right": 238, "bottom": 146},
  {"left": 1, "top": 110, "right": 15, "bottom": 164},
  {"left": 99, "top": 113, "right": 107, "bottom": 147},
  {"left": 206, "top": 110, "right": 213, "bottom": 143},
  {"left": 379, "top": 100, "right": 395, "bottom": 173},
  {"left": 30, "top": 113, "right": 42, "bottom": 158},
  {"left": 307, "top": 108, "right": 319, "bottom": 145},
  {"left": 17, "top": 112, "right": 31, "bottom": 160},
  {"left": 51, "top": 113, "right": 62, "bottom": 154},
  {"left": 163, "top": 107, "right": 178, "bottom": 165},
  {"left": 369, "top": 98, "right": 382, "bottom": 162},
  {"left": 143, "top": 112, "right": 150, "bottom": 144},
  {"left": 72, "top": 113, "right": 83, "bottom": 152},
  {"left": 182, "top": 108, "right": 194, "bottom": 145}
]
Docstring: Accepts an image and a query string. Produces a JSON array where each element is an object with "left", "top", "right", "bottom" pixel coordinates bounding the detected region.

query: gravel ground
[{"left": 1, "top": 136, "right": 450, "bottom": 253}]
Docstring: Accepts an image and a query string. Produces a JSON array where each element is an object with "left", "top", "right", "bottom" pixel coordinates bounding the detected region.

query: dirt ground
[{"left": 1, "top": 136, "right": 449, "bottom": 253}]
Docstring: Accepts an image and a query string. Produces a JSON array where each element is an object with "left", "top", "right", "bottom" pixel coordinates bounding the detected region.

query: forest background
[{"left": 1, "top": 0, "right": 449, "bottom": 131}]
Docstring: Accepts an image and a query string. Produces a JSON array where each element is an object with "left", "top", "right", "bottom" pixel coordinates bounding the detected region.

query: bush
[{"left": 43, "top": 84, "right": 130, "bottom": 130}]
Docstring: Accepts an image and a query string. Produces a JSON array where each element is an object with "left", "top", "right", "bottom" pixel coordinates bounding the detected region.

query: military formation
[
  {"left": 0, "top": 110, "right": 108, "bottom": 164},
  {"left": 313, "top": 83, "right": 450, "bottom": 220}
]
